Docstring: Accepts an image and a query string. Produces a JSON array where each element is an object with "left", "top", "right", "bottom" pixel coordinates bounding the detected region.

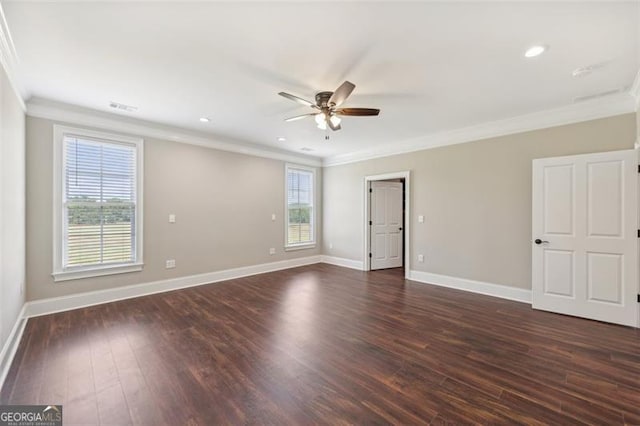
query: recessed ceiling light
[
  {"left": 524, "top": 45, "right": 547, "bottom": 58},
  {"left": 199, "top": 117, "right": 211, "bottom": 123},
  {"left": 277, "top": 137, "right": 286, "bottom": 142}
]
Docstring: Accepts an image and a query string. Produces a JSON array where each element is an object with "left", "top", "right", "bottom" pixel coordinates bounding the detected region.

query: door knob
[
  {"left": 399, "top": 227, "right": 403, "bottom": 231},
  {"left": 534, "top": 239, "right": 549, "bottom": 245}
]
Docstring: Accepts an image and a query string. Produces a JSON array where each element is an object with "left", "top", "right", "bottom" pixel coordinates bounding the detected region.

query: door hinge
[
  {"left": 369, "top": 188, "right": 372, "bottom": 193},
  {"left": 369, "top": 253, "right": 372, "bottom": 258},
  {"left": 369, "top": 220, "right": 372, "bottom": 226},
  {"left": 637, "top": 164, "right": 640, "bottom": 173},
  {"left": 637, "top": 294, "right": 640, "bottom": 303},
  {"left": 637, "top": 229, "right": 640, "bottom": 238}
]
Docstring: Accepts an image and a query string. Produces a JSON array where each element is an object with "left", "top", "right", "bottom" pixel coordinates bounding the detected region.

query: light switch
[
  {"left": 271, "top": 213, "right": 276, "bottom": 221},
  {"left": 169, "top": 214, "right": 176, "bottom": 223},
  {"left": 418, "top": 215, "right": 424, "bottom": 223}
]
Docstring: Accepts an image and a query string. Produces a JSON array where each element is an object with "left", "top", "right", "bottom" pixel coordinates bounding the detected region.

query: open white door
[
  {"left": 370, "top": 181, "right": 403, "bottom": 270},
  {"left": 532, "top": 149, "right": 638, "bottom": 327}
]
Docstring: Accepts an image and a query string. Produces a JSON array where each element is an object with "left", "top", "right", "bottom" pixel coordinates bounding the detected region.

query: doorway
[{"left": 364, "top": 171, "right": 411, "bottom": 278}]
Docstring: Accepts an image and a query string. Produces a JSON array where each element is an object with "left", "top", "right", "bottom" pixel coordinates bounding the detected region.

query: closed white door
[
  {"left": 371, "top": 181, "right": 403, "bottom": 270},
  {"left": 532, "top": 149, "right": 638, "bottom": 327}
]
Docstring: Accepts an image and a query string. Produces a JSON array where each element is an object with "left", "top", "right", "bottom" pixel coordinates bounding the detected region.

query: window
[
  {"left": 285, "top": 164, "right": 315, "bottom": 249},
  {"left": 53, "top": 126, "right": 143, "bottom": 281}
]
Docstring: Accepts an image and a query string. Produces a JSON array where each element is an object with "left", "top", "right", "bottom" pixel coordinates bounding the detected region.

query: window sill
[
  {"left": 52, "top": 262, "right": 144, "bottom": 282},
  {"left": 284, "top": 244, "right": 316, "bottom": 252}
]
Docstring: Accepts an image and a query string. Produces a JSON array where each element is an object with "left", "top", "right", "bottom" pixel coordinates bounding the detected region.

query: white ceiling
[{"left": 4, "top": 1, "right": 640, "bottom": 160}]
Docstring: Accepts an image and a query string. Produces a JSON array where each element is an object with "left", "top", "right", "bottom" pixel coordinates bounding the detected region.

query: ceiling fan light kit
[{"left": 279, "top": 80, "right": 380, "bottom": 132}]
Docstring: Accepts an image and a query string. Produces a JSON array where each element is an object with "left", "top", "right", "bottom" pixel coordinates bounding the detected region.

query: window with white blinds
[
  {"left": 53, "top": 126, "right": 143, "bottom": 281},
  {"left": 286, "top": 165, "right": 315, "bottom": 248}
]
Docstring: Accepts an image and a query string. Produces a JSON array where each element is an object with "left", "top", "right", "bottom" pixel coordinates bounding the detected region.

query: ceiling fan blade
[
  {"left": 278, "top": 92, "right": 318, "bottom": 108},
  {"left": 327, "top": 118, "right": 342, "bottom": 131},
  {"left": 328, "top": 81, "right": 355, "bottom": 107},
  {"left": 335, "top": 108, "right": 380, "bottom": 116},
  {"left": 284, "top": 113, "right": 316, "bottom": 122}
]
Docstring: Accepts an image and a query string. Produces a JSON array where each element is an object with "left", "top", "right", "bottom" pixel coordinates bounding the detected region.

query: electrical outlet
[
  {"left": 269, "top": 248, "right": 276, "bottom": 255},
  {"left": 418, "top": 215, "right": 424, "bottom": 223},
  {"left": 418, "top": 254, "right": 424, "bottom": 263},
  {"left": 166, "top": 259, "right": 176, "bottom": 269},
  {"left": 329, "top": 243, "right": 333, "bottom": 249},
  {"left": 169, "top": 214, "right": 176, "bottom": 223}
]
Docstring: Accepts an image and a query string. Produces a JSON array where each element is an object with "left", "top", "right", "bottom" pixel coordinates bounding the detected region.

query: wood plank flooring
[{"left": 1, "top": 264, "right": 639, "bottom": 425}]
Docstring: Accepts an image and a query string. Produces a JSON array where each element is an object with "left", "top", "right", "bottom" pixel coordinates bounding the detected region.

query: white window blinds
[
  {"left": 286, "top": 166, "right": 314, "bottom": 246},
  {"left": 63, "top": 135, "right": 138, "bottom": 268}
]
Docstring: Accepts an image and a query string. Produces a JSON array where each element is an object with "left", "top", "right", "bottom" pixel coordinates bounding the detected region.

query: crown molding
[
  {"left": 0, "top": 2, "right": 26, "bottom": 111},
  {"left": 323, "top": 93, "right": 636, "bottom": 167},
  {"left": 26, "top": 98, "right": 322, "bottom": 167},
  {"left": 27, "top": 92, "right": 635, "bottom": 170}
]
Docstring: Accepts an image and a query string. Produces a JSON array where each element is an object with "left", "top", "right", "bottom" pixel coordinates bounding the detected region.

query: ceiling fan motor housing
[{"left": 315, "top": 91, "right": 334, "bottom": 108}]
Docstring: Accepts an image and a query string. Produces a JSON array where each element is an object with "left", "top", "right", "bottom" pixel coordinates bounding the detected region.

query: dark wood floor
[{"left": 1, "top": 264, "right": 639, "bottom": 425}]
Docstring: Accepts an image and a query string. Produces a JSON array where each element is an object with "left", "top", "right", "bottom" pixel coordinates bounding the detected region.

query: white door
[
  {"left": 371, "top": 181, "right": 403, "bottom": 270},
  {"left": 532, "top": 149, "right": 638, "bottom": 327}
]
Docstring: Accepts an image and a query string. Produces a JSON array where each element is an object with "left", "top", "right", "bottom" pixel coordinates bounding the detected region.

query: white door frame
[
  {"left": 636, "top": 151, "right": 640, "bottom": 328},
  {"left": 364, "top": 171, "right": 411, "bottom": 278}
]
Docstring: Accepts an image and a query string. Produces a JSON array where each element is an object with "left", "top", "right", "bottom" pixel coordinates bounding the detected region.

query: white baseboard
[
  {"left": 0, "top": 304, "right": 28, "bottom": 390},
  {"left": 321, "top": 255, "right": 364, "bottom": 270},
  {"left": 25, "top": 255, "right": 323, "bottom": 318},
  {"left": 408, "top": 270, "right": 532, "bottom": 304}
]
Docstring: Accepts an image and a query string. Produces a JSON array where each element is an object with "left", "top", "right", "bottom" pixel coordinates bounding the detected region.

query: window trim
[
  {"left": 52, "top": 125, "right": 144, "bottom": 282},
  {"left": 284, "top": 163, "right": 316, "bottom": 251}
]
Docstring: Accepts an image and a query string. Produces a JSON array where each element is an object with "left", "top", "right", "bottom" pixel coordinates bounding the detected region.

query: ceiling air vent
[
  {"left": 573, "top": 88, "right": 623, "bottom": 103},
  {"left": 300, "top": 147, "right": 314, "bottom": 152},
  {"left": 572, "top": 62, "right": 609, "bottom": 78},
  {"left": 109, "top": 101, "right": 138, "bottom": 112}
]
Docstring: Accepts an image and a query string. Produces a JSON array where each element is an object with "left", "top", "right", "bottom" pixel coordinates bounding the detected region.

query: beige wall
[
  {"left": 24, "top": 112, "right": 638, "bottom": 300},
  {"left": 26, "top": 116, "right": 321, "bottom": 300},
  {"left": 636, "top": 108, "right": 640, "bottom": 140},
  {"left": 323, "top": 114, "right": 636, "bottom": 290},
  {"left": 0, "top": 66, "right": 26, "bottom": 351}
]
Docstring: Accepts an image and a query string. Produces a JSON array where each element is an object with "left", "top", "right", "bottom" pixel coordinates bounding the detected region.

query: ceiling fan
[{"left": 278, "top": 81, "right": 380, "bottom": 131}]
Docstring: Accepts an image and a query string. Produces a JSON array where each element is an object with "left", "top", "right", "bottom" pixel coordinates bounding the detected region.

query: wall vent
[{"left": 109, "top": 101, "right": 138, "bottom": 112}]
